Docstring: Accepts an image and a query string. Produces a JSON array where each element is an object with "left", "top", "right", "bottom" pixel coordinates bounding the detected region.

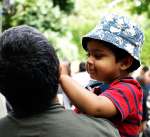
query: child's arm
[{"left": 59, "top": 64, "right": 117, "bottom": 117}]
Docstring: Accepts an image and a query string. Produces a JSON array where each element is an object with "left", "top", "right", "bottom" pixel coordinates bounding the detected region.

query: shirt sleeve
[{"left": 101, "top": 81, "right": 141, "bottom": 121}]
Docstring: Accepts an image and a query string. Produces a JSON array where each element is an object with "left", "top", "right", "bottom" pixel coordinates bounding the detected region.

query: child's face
[{"left": 86, "top": 40, "right": 122, "bottom": 83}]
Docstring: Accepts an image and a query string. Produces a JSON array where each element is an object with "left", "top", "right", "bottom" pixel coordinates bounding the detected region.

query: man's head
[{"left": 0, "top": 25, "right": 59, "bottom": 117}]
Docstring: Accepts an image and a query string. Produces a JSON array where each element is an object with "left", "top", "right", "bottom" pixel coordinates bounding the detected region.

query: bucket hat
[{"left": 82, "top": 14, "right": 144, "bottom": 69}]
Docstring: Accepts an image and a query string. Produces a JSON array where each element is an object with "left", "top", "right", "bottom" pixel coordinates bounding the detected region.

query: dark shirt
[
  {"left": 0, "top": 103, "right": 120, "bottom": 137},
  {"left": 137, "top": 77, "right": 149, "bottom": 121}
]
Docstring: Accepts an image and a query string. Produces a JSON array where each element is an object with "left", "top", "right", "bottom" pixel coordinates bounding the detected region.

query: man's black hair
[{"left": 0, "top": 25, "right": 59, "bottom": 117}]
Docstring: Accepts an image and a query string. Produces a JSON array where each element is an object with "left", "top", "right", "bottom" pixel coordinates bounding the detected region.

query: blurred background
[{"left": 0, "top": 0, "right": 150, "bottom": 67}]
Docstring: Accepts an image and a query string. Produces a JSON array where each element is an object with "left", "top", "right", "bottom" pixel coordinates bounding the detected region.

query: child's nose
[
  {"left": 87, "top": 56, "right": 94, "bottom": 64},
  {"left": 86, "top": 58, "right": 94, "bottom": 74}
]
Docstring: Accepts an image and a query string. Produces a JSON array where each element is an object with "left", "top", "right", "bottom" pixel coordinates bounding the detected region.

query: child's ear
[{"left": 120, "top": 55, "right": 133, "bottom": 70}]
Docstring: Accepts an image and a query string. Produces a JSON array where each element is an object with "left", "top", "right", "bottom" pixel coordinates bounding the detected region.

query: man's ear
[{"left": 120, "top": 55, "right": 133, "bottom": 70}]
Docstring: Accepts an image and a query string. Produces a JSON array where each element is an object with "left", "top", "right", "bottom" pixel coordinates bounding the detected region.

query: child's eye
[{"left": 94, "top": 54, "right": 103, "bottom": 59}]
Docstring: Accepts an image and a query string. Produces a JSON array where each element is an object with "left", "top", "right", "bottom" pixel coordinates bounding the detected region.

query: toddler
[{"left": 60, "top": 14, "right": 144, "bottom": 137}]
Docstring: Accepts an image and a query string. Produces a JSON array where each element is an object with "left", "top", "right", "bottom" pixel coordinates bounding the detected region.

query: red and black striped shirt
[{"left": 101, "top": 77, "right": 143, "bottom": 137}]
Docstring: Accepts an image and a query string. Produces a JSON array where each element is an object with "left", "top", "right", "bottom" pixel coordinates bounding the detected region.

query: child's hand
[{"left": 59, "top": 62, "right": 70, "bottom": 76}]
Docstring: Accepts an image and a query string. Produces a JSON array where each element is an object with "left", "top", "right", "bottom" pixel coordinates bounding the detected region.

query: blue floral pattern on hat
[{"left": 82, "top": 14, "right": 144, "bottom": 68}]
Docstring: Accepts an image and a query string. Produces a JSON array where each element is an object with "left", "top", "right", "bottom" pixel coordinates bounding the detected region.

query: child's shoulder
[{"left": 110, "top": 77, "right": 142, "bottom": 93}]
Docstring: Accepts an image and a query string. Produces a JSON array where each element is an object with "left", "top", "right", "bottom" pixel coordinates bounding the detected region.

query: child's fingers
[{"left": 59, "top": 62, "right": 70, "bottom": 75}]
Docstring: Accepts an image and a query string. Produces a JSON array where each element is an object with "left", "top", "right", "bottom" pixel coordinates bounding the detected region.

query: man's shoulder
[
  {"left": 54, "top": 110, "right": 120, "bottom": 137},
  {"left": 0, "top": 109, "right": 120, "bottom": 137},
  {"left": 0, "top": 115, "right": 10, "bottom": 126},
  {"left": 0, "top": 115, "right": 17, "bottom": 137}
]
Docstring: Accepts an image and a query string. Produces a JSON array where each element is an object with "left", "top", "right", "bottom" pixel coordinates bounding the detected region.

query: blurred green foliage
[
  {"left": 128, "top": 0, "right": 150, "bottom": 18},
  {"left": 2, "top": 0, "right": 75, "bottom": 60},
  {"left": 141, "top": 27, "right": 150, "bottom": 65},
  {"left": 1, "top": 0, "right": 150, "bottom": 65},
  {"left": 2, "top": 0, "right": 73, "bottom": 32},
  {"left": 52, "top": 0, "right": 74, "bottom": 14}
]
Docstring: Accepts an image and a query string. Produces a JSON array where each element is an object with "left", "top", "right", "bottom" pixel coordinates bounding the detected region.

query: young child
[{"left": 60, "top": 14, "right": 144, "bottom": 137}]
